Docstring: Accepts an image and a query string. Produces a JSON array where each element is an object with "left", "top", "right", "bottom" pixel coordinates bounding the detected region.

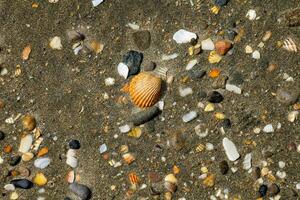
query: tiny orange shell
[
  {"left": 128, "top": 172, "right": 139, "bottom": 185},
  {"left": 22, "top": 45, "right": 31, "bottom": 60},
  {"left": 128, "top": 72, "right": 162, "bottom": 108}
]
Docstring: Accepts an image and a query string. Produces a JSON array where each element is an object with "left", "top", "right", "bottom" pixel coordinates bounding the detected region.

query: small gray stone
[
  {"left": 133, "top": 30, "right": 151, "bottom": 50},
  {"left": 69, "top": 183, "right": 92, "bottom": 200},
  {"left": 276, "top": 87, "right": 299, "bottom": 105},
  {"left": 131, "top": 106, "right": 160, "bottom": 126},
  {"left": 9, "top": 155, "right": 21, "bottom": 166}
]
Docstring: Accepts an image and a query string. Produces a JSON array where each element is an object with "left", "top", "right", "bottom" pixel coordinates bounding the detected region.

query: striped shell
[{"left": 129, "top": 72, "right": 162, "bottom": 108}]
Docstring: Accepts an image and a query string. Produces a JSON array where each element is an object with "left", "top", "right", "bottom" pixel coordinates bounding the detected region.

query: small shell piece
[
  {"left": 128, "top": 72, "right": 162, "bottom": 108},
  {"left": 283, "top": 37, "right": 298, "bottom": 52},
  {"left": 208, "top": 51, "right": 222, "bottom": 64},
  {"left": 128, "top": 172, "right": 139, "bottom": 185},
  {"left": 210, "top": 6, "right": 220, "bottom": 15}
]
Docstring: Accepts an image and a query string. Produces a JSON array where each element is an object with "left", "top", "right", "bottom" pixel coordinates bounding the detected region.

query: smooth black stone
[
  {"left": 219, "top": 119, "right": 231, "bottom": 128},
  {"left": 258, "top": 184, "right": 268, "bottom": 197},
  {"left": 219, "top": 160, "right": 229, "bottom": 175},
  {"left": 0, "top": 131, "right": 5, "bottom": 140},
  {"left": 215, "top": 0, "right": 229, "bottom": 6},
  {"left": 123, "top": 50, "right": 143, "bottom": 76},
  {"left": 9, "top": 155, "right": 21, "bottom": 166},
  {"left": 69, "top": 183, "right": 92, "bottom": 200},
  {"left": 207, "top": 91, "right": 224, "bottom": 103},
  {"left": 11, "top": 179, "right": 33, "bottom": 189},
  {"left": 69, "top": 140, "right": 81, "bottom": 149}
]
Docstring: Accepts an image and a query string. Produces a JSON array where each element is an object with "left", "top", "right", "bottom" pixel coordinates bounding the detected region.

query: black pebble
[
  {"left": 9, "top": 155, "right": 21, "bottom": 166},
  {"left": 123, "top": 50, "right": 143, "bottom": 76},
  {"left": 0, "top": 131, "right": 5, "bottom": 140},
  {"left": 258, "top": 184, "right": 268, "bottom": 197},
  {"left": 208, "top": 91, "right": 224, "bottom": 103},
  {"left": 11, "top": 179, "right": 33, "bottom": 189},
  {"left": 219, "top": 160, "right": 229, "bottom": 175},
  {"left": 69, "top": 183, "right": 92, "bottom": 200},
  {"left": 219, "top": 119, "right": 231, "bottom": 128},
  {"left": 69, "top": 140, "right": 81, "bottom": 149},
  {"left": 215, "top": 0, "right": 229, "bottom": 6}
]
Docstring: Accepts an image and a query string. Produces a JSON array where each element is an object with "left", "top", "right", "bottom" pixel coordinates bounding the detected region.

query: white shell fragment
[
  {"left": 252, "top": 50, "right": 260, "bottom": 59},
  {"left": 117, "top": 62, "right": 129, "bottom": 79},
  {"left": 4, "top": 184, "right": 15, "bottom": 191},
  {"left": 173, "top": 29, "right": 197, "bottom": 44},
  {"left": 225, "top": 84, "right": 242, "bottom": 94},
  {"left": 49, "top": 36, "right": 63, "bottom": 50},
  {"left": 246, "top": 9, "right": 257, "bottom": 20},
  {"left": 126, "top": 22, "right": 140, "bottom": 30},
  {"left": 104, "top": 77, "right": 115, "bottom": 86},
  {"left": 34, "top": 158, "right": 50, "bottom": 169},
  {"left": 119, "top": 124, "right": 130, "bottom": 133},
  {"left": 288, "top": 111, "right": 299, "bottom": 122},
  {"left": 186, "top": 59, "right": 198, "bottom": 70},
  {"left": 222, "top": 137, "right": 240, "bottom": 161},
  {"left": 201, "top": 38, "right": 215, "bottom": 50},
  {"left": 263, "top": 124, "right": 274, "bottom": 133},
  {"left": 66, "top": 156, "right": 78, "bottom": 168},
  {"left": 182, "top": 111, "right": 198, "bottom": 122},
  {"left": 245, "top": 45, "right": 253, "bottom": 54},
  {"left": 19, "top": 134, "right": 33, "bottom": 153},
  {"left": 162, "top": 53, "right": 178, "bottom": 61},
  {"left": 92, "top": 0, "right": 104, "bottom": 7},
  {"left": 243, "top": 153, "right": 252, "bottom": 170},
  {"left": 179, "top": 87, "right": 193, "bottom": 97},
  {"left": 283, "top": 37, "right": 298, "bottom": 52}
]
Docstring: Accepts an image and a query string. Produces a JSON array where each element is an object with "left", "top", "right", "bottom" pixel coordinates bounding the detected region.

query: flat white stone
[
  {"left": 49, "top": 36, "right": 62, "bottom": 50},
  {"left": 66, "top": 156, "right": 78, "bottom": 168},
  {"left": 66, "top": 149, "right": 77, "bottom": 158},
  {"left": 222, "top": 137, "right": 240, "bottom": 161},
  {"left": 243, "top": 153, "right": 252, "bottom": 170},
  {"left": 263, "top": 124, "right": 274, "bottom": 133},
  {"left": 117, "top": 62, "right": 129, "bottom": 79},
  {"left": 206, "top": 143, "right": 214, "bottom": 151},
  {"left": 225, "top": 84, "right": 242, "bottom": 94},
  {"left": 92, "top": 0, "right": 104, "bottom": 7},
  {"left": 252, "top": 50, "right": 260, "bottom": 59},
  {"left": 126, "top": 22, "right": 140, "bottom": 30},
  {"left": 246, "top": 9, "right": 257, "bottom": 20},
  {"left": 201, "top": 38, "right": 215, "bottom": 50},
  {"left": 34, "top": 158, "right": 50, "bottom": 169},
  {"left": 296, "top": 183, "right": 300, "bottom": 190},
  {"left": 119, "top": 124, "right": 130, "bottom": 133},
  {"left": 99, "top": 144, "right": 107, "bottom": 154},
  {"left": 179, "top": 87, "right": 193, "bottom": 97},
  {"left": 4, "top": 184, "right": 15, "bottom": 191},
  {"left": 173, "top": 29, "right": 197, "bottom": 44},
  {"left": 19, "top": 134, "right": 33, "bottom": 153},
  {"left": 182, "top": 111, "right": 197, "bottom": 122},
  {"left": 162, "top": 53, "right": 178, "bottom": 61},
  {"left": 186, "top": 59, "right": 198, "bottom": 70}
]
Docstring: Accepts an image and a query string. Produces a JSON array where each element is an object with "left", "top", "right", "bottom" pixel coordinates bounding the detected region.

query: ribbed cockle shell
[{"left": 128, "top": 72, "right": 162, "bottom": 108}]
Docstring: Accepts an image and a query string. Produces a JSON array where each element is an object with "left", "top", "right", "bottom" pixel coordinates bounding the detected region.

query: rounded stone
[
  {"left": 11, "top": 179, "right": 33, "bottom": 189},
  {"left": 258, "top": 184, "right": 268, "bottom": 197},
  {"left": 69, "top": 140, "right": 81, "bottom": 149},
  {"left": 144, "top": 61, "right": 156, "bottom": 71},
  {"left": 219, "top": 160, "right": 229, "bottom": 175},
  {"left": 276, "top": 88, "right": 299, "bottom": 105},
  {"left": 268, "top": 183, "right": 280, "bottom": 196},
  {"left": 207, "top": 91, "right": 224, "bottom": 103},
  {"left": 9, "top": 155, "right": 21, "bottom": 166},
  {"left": 69, "top": 183, "right": 92, "bottom": 200}
]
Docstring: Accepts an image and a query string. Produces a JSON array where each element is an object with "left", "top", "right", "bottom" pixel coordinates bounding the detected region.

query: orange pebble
[
  {"left": 4, "top": 145, "right": 12, "bottom": 153},
  {"left": 37, "top": 147, "right": 49, "bottom": 157},
  {"left": 208, "top": 68, "right": 221, "bottom": 78},
  {"left": 128, "top": 172, "right": 139, "bottom": 185},
  {"left": 173, "top": 165, "right": 180, "bottom": 174},
  {"left": 32, "top": 3, "right": 39, "bottom": 8},
  {"left": 22, "top": 45, "right": 31, "bottom": 60}
]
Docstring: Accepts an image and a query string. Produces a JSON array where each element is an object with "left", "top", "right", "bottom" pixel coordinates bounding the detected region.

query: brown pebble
[
  {"left": 203, "top": 174, "right": 215, "bottom": 187},
  {"left": 253, "top": 167, "right": 261, "bottom": 179},
  {"left": 287, "top": 142, "right": 297, "bottom": 151},
  {"left": 148, "top": 172, "right": 162, "bottom": 183},
  {"left": 215, "top": 40, "right": 232, "bottom": 55},
  {"left": 22, "top": 115, "right": 36, "bottom": 131},
  {"left": 0, "top": 99, "right": 5, "bottom": 109},
  {"left": 219, "top": 160, "right": 229, "bottom": 175},
  {"left": 268, "top": 183, "right": 280, "bottom": 196}
]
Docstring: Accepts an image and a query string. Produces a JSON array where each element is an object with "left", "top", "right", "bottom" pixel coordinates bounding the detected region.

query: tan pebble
[
  {"left": 16, "top": 166, "right": 30, "bottom": 177},
  {"left": 33, "top": 173, "right": 47, "bottom": 186},
  {"left": 215, "top": 112, "right": 226, "bottom": 120},
  {"left": 85, "top": 39, "right": 104, "bottom": 54},
  {"left": 22, "top": 115, "right": 36, "bottom": 131},
  {"left": 66, "top": 170, "right": 75, "bottom": 183},
  {"left": 164, "top": 174, "right": 177, "bottom": 184},
  {"left": 127, "top": 127, "right": 142, "bottom": 138},
  {"left": 203, "top": 174, "right": 215, "bottom": 187},
  {"left": 10, "top": 191, "right": 19, "bottom": 200},
  {"left": 164, "top": 192, "right": 172, "bottom": 200},
  {"left": 245, "top": 45, "right": 253, "bottom": 54},
  {"left": 22, "top": 152, "right": 34, "bottom": 162},
  {"left": 215, "top": 40, "right": 232, "bottom": 55},
  {"left": 267, "top": 63, "right": 277, "bottom": 72},
  {"left": 288, "top": 111, "right": 299, "bottom": 122},
  {"left": 172, "top": 165, "right": 180, "bottom": 174},
  {"left": 119, "top": 145, "right": 129, "bottom": 154},
  {"left": 262, "top": 31, "right": 272, "bottom": 41},
  {"left": 201, "top": 166, "right": 209, "bottom": 173},
  {"left": 37, "top": 147, "right": 49, "bottom": 157},
  {"left": 204, "top": 103, "right": 214, "bottom": 112},
  {"left": 261, "top": 167, "right": 269, "bottom": 176},
  {"left": 22, "top": 45, "right": 31, "bottom": 60},
  {"left": 294, "top": 103, "right": 300, "bottom": 110}
]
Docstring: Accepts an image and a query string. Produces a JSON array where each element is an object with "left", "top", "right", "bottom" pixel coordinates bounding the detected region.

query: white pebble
[
  {"left": 225, "top": 84, "right": 242, "bottom": 94},
  {"left": 206, "top": 143, "right": 214, "bottom": 151},
  {"left": 4, "top": 184, "right": 15, "bottom": 191},
  {"left": 296, "top": 183, "right": 300, "bottom": 190},
  {"left": 66, "top": 156, "right": 78, "bottom": 168},
  {"left": 246, "top": 9, "right": 257, "bottom": 20},
  {"left": 173, "top": 29, "right": 197, "bottom": 44},
  {"left": 245, "top": 45, "right": 253, "bottom": 54},
  {"left": 288, "top": 111, "right": 299, "bottom": 122},
  {"left": 182, "top": 111, "right": 198, "bottom": 122},
  {"left": 105, "top": 77, "right": 115, "bottom": 86},
  {"left": 201, "top": 38, "right": 215, "bottom": 51},
  {"left": 66, "top": 149, "right": 77, "bottom": 158},
  {"left": 278, "top": 161, "right": 285, "bottom": 169},
  {"left": 0, "top": 67, "right": 8, "bottom": 76},
  {"left": 19, "top": 134, "right": 33, "bottom": 153},
  {"left": 179, "top": 87, "right": 193, "bottom": 97},
  {"left": 252, "top": 50, "right": 260, "bottom": 59},
  {"left": 162, "top": 53, "right": 178, "bottom": 61},
  {"left": 119, "top": 124, "right": 130, "bottom": 133},
  {"left": 49, "top": 36, "right": 63, "bottom": 50},
  {"left": 263, "top": 124, "right": 274, "bottom": 133},
  {"left": 91, "top": 0, "right": 104, "bottom": 7},
  {"left": 34, "top": 158, "right": 51, "bottom": 169},
  {"left": 253, "top": 127, "right": 261, "bottom": 134},
  {"left": 186, "top": 59, "right": 198, "bottom": 70},
  {"left": 223, "top": 137, "right": 240, "bottom": 161},
  {"left": 276, "top": 171, "right": 286, "bottom": 179},
  {"left": 158, "top": 100, "right": 164, "bottom": 110},
  {"left": 126, "top": 22, "right": 140, "bottom": 30},
  {"left": 0, "top": 156, "right": 3, "bottom": 164},
  {"left": 99, "top": 144, "right": 108, "bottom": 154},
  {"left": 37, "top": 197, "right": 45, "bottom": 200},
  {"left": 117, "top": 62, "right": 129, "bottom": 79}
]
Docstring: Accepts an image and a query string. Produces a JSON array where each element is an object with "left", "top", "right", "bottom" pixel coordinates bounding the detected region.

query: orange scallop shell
[{"left": 128, "top": 72, "right": 162, "bottom": 108}]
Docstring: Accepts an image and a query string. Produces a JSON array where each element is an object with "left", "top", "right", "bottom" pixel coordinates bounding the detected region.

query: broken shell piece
[
  {"left": 186, "top": 59, "right": 198, "bottom": 70},
  {"left": 208, "top": 51, "right": 222, "bottom": 63},
  {"left": 66, "top": 170, "right": 75, "bottom": 183},
  {"left": 222, "top": 137, "right": 240, "bottom": 161},
  {"left": 210, "top": 5, "right": 220, "bottom": 15},
  {"left": 66, "top": 156, "right": 78, "bottom": 168},
  {"left": 32, "top": 137, "right": 44, "bottom": 151},
  {"left": 288, "top": 111, "right": 299, "bottom": 122},
  {"left": 128, "top": 172, "right": 139, "bottom": 185},
  {"left": 246, "top": 9, "right": 257, "bottom": 20},
  {"left": 19, "top": 134, "right": 33, "bottom": 153},
  {"left": 173, "top": 29, "right": 197, "bottom": 44},
  {"left": 117, "top": 62, "right": 129, "bottom": 79},
  {"left": 122, "top": 153, "right": 136, "bottom": 165},
  {"left": 283, "top": 37, "right": 298, "bottom": 52},
  {"left": 22, "top": 45, "right": 31, "bottom": 60},
  {"left": 262, "top": 31, "right": 272, "bottom": 41},
  {"left": 164, "top": 174, "right": 178, "bottom": 184},
  {"left": 128, "top": 127, "right": 142, "bottom": 138}
]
